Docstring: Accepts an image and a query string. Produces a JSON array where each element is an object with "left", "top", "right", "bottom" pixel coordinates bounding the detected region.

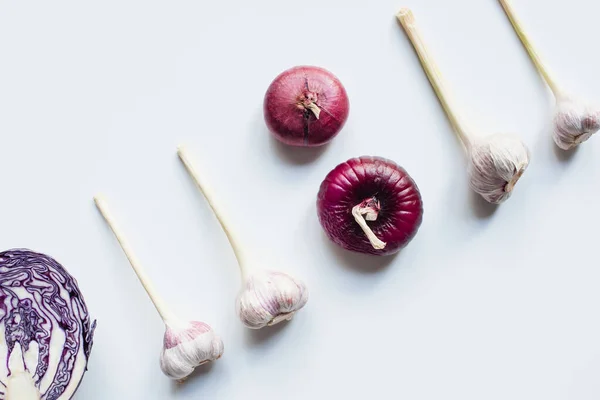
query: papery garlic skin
[
  {"left": 177, "top": 148, "right": 310, "bottom": 331},
  {"left": 553, "top": 98, "right": 600, "bottom": 150},
  {"left": 160, "top": 321, "right": 224, "bottom": 380},
  {"left": 497, "top": 0, "right": 599, "bottom": 152},
  {"left": 236, "top": 271, "right": 308, "bottom": 329},
  {"left": 396, "top": 10, "right": 530, "bottom": 206},
  {"left": 468, "top": 133, "right": 530, "bottom": 204}
]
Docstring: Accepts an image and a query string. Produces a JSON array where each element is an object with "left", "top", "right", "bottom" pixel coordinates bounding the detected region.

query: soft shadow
[
  {"left": 171, "top": 361, "right": 216, "bottom": 392},
  {"left": 553, "top": 142, "right": 579, "bottom": 163},
  {"left": 245, "top": 320, "right": 289, "bottom": 346},
  {"left": 268, "top": 135, "right": 328, "bottom": 165},
  {"left": 469, "top": 190, "right": 498, "bottom": 219},
  {"left": 322, "top": 234, "right": 398, "bottom": 273}
]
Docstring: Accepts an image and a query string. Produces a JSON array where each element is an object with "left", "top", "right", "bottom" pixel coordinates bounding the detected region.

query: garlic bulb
[
  {"left": 553, "top": 97, "right": 600, "bottom": 150},
  {"left": 161, "top": 321, "right": 224, "bottom": 380},
  {"left": 468, "top": 134, "right": 529, "bottom": 204},
  {"left": 178, "top": 146, "right": 309, "bottom": 329},
  {"left": 237, "top": 271, "right": 308, "bottom": 329},
  {"left": 94, "top": 196, "right": 223, "bottom": 380},
  {"left": 499, "top": 0, "right": 600, "bottom": 150},
  {"left": 397, "top": 9, "right": 530, "bottom": 204}
]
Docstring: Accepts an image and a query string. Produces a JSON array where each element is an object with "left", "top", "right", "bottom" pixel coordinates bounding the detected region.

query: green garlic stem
[
  {"left": 498, "top": 0, "right": 563, "bottom": 98},
  {"left": 397, "top": 8, "right": 473, "bottom": 151},
  {"left": 177, "top": 146, "right": 249, "bottom": 280},
  {"left": 94, "top": 195, "right": 176, "bottom": 324}
]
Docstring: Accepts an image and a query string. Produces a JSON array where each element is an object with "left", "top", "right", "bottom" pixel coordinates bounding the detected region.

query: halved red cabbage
[{"left": 0, "top": 249, "right": 95, "bottom": 400}]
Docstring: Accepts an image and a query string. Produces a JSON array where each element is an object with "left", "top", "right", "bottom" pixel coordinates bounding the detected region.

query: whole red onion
[
  {"left": 317, "top": 156, "right": 423, "bottom": 256},
  {"left": 264, "top": 66, "right": 349, "bottom": 147}
]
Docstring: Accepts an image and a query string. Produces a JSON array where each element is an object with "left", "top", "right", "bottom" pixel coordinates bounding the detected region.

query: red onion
[
  {"left": 317, "top": 156, "right": 423, "bottom": 256},
  {"left": 264, "top": 66, "right": 350, "bottom": 147}
]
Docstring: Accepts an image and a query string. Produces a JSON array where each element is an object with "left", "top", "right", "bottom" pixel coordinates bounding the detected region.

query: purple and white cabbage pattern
[{"left": 0, "top": 249, "right": 96, "bottom": 400}]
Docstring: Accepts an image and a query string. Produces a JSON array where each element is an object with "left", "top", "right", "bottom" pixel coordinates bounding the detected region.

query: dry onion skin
[
  {"left": 317, "top": 156, "right": 423, "bottom": 256},
  {"left": 0, "top": 249, "right": 95, "bottom": 400},
  {"left": 397, "top": 9, "right": 530, "bottom": 204},
  {"left": 264, "top": 66, "right": 350, "bottom": 147},
  {"left": 499, "top": 0, "right": 600, "bottom": 150}
]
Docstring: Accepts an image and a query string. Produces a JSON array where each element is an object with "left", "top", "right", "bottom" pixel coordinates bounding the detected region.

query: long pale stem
[
  {"left": 94, "top": 196, "right": 176, "bottom": 323},
  {"left": 177, "top": 146, "right": 249, "bottom": 279},
  {"left": 397, "top": 8, "right": 473, "bottom": 150},
  {"left": 498, "top": 0, "right": 563, "bottom": 98}
]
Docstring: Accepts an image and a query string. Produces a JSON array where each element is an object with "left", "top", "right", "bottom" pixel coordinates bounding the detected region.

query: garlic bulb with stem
[
  {"left": 177, "top": 145, "right": 308, "bottom": 329},
  {"left": 499, "top": 0, "right": 600, "bottom": 150},
  {"left": 94, "top": 196, "right": 223, "bottom": 380},
  {"left": 397, "top": 8, "right": 530, "bottom": 204}
]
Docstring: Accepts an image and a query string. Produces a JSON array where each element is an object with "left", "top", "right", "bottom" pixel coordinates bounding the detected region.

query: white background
[{"left": 0, "top": 0, "right": 599, "bottom": 399}]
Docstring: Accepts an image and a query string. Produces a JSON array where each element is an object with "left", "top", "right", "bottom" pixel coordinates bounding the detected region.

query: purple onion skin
[
  {"left": 264, "top": 66, "right": 349, "bottom": 147},
  {"left": 317, "top": 156, "right": 423, "bottom": 256}
]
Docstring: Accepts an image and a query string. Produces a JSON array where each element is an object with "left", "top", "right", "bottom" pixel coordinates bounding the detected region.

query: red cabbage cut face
[
  {"left": 0, "top": 249, "right": 95, "bottom": 400},
  {"left": 317, "top": 156, "right": 424, "bottom": 256}
]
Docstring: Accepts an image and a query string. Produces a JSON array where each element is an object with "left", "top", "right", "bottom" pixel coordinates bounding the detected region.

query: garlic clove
[
  {"left": 236, "top": 271, "right": 308, "bottom": 329},
  {"left": 553, "top": 98, "right": 600, "bottom": 150},
  {"left": 468, "top": 133, "right": 530, "bottom": 204},
  {"left": 160, "top": 321, "right": 224, "bottom": 380}
]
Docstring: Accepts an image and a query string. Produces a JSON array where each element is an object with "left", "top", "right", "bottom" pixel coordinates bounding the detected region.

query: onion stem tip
[{"left": 352, "top": 202, "right": 387, "bottom": 250}]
